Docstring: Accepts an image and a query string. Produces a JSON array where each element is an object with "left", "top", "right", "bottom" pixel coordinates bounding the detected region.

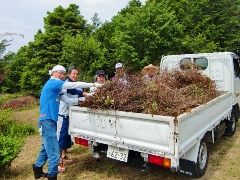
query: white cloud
[{"left": 0, "top": 0, "right": 145, "bottom": 53}]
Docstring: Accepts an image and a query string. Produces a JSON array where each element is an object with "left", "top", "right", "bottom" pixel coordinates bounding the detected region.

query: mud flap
[
  {"left": 234, "top": 104, "right": 239, "bottom": 122},
  {"left": 177, "top": 159, "right": 196, "bottom": 178}
]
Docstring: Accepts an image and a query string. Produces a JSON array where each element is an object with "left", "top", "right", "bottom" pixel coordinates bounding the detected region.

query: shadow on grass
[
  {"left": 58, "top": 146, "right": 190, "bottom": 180},
  {"left": 59, "top": 127, "right": 240, "bottom": 180}
]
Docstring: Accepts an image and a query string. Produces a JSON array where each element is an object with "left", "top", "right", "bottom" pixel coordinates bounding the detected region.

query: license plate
[{"left": 107, "top": 145, "right": 129, "bottom": 162}]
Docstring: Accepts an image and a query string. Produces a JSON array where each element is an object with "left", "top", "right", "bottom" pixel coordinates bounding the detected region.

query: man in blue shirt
[{"left": 32, "top": 65, "right": 97, "bottom": 180}]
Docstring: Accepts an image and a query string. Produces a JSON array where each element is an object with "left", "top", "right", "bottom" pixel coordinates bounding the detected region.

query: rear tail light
[
  {"left": 163, "top": 157, "right": 171, "bottom": 168},
  {"left": 148, "top": 154, "right": 171, "bottom": 168},
  {"left": 74, "top": 137, "right": 88, "bottom": 146},
  {"left": 148, "top": 154, "right": 163, "bottom": 165}
]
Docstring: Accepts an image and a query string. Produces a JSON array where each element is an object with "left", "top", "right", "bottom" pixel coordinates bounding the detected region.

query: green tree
[
  {"left": 91, "top": 13, "right": 102, "bottom": 32},
  {"left": 62, "top": 33, "right": 106, "bottom": 81},
  {"left": 111, "top": 0, "right": 184, "bottom": 71},
  {"left": 14, "top": 4, "right": 91, "bottom": 95},
  {"left": 163, "top": 0, "right": 240, "bottom": 53},
  {"left": 92, "top": 0, "right": 144, "bottom": 76},
  {"left": 0, "top": 39, "right": 12, "bottom": 71},
  {"left": 1, "top": 46, "right": 31, "bottom": 93},
  {"left": 0, "top": 39, "right": 15, "bottom": 90},
  {"left": 0, "top": 40, "right": 8, "bottom": 58},
  {"left": 92, "top": 21, "right": 118, "bottom": 77},
  {"left": 0, "top": 40, "right": 8, "bottom": 76}
]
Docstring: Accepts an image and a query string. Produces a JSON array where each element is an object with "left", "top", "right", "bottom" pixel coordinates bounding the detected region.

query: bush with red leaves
[{"left": 1, "top": 96, "right": 39, "bottom": 110}]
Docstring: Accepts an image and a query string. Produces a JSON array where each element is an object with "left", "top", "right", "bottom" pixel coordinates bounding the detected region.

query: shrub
[
  {"left": 1, "top": 96, "right": 39, "bottom": 110},
  {"left": 0, "top": 94, "right": 24, "bottom": 105},
  {"left": 0, "top": 134, "right": 24, "bottom": 177},
  {"left": 0, "top": 108, "right": 37, "bottom": 177},
  {"left": 0, "top": 109, "right": 13, "bottom": 133},
  {"left": 3, "top": 123, "right": 37, "bottom": 136}
]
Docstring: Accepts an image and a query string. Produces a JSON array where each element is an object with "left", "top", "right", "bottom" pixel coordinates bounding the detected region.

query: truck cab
[{"left": 160, "top": 52, "right": 240, "bottom": 118}]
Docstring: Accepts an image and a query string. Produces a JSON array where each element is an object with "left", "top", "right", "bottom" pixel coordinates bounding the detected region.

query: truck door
[
  {"left": 233, "top": 55, "right": 240, "bottom": 105},
  {"left": 208, "top": 56, "right": 227, "bottom": 91}
]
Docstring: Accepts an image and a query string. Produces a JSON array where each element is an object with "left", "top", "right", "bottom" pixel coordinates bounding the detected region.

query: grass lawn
[{"left": 3, "top": 107, "right": 240, "bottom": 180}]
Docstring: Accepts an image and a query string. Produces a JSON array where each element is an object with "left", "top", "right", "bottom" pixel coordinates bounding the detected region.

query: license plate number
[{"left": 107, "top": 146, "right": 129, "bottom": 162}]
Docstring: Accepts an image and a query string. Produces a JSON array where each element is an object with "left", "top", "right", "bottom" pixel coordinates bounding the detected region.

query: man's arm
[
  {"left": 60, "top": 93, "right": 84, "bottom": 105},
  {"left": 67, "top": 89, "right": 83, "bottom": 96},
  {"left": 62, "top": 82, "right": 96, "bottom": 89},
  {"left": 67, "top": 89, "right": 91, "bottom": 97}
]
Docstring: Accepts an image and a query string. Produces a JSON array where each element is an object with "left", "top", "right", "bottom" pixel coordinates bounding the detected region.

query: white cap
[
  {"left": 115, "top": 62, "right": 124, "bottom": 69},
  {"left": 49, "top": 65, "right": 66, "bottom": 76}
]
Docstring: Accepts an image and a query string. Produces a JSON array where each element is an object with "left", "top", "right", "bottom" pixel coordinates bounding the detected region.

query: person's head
[
  {"left": 115, "top": 62, "right": 124, "bottom": 74},
  {"left": 95, "top": 70, "right": 106, "bottom": 84},
  {"left": 68, "top": 66, "right": 79, "bottom": 82},
  {"left": 142, "top": 64, "right": 159, "bottom": 77},
  {"left": 49, "top": 65, "right": 66, "bottom": 80}
]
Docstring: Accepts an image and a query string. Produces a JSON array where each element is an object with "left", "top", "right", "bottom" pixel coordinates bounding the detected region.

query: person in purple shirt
[{"left": 32, "top": 65, "right": 97, "bottom": 180}]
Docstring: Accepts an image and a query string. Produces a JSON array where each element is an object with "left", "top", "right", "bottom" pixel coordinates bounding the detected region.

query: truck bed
[
  {"left": 69, "top": 91, "right": 232, "bottom": 157},
  {"left": 177, "top": 91, "right": 232, "bottom": 156}
]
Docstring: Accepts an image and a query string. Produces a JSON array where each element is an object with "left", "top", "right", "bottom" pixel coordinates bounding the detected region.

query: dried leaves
[{"left": 81, "top": 66, "right": 218, "bottom": 117}]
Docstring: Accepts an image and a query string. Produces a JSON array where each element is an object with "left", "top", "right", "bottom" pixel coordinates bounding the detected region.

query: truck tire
[
  {"left": 225, "top": 109, "right": 237, "bottom": 136},
  {"left": 195, "top": 137, "right": 209, "bottom": 178}
]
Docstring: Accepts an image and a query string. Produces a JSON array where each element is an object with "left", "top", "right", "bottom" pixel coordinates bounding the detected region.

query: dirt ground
[{"left": 2, "top": 107, "right": 240, "bottom": 180}]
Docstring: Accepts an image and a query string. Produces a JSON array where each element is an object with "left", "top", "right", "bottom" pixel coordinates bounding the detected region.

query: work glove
[
  {"left": 86, "top": 93, "right": 93, "bottom": 97},
  {"left": 94, "top": 83, "right": 103, "bottom": 87},
  {"left": 78, "top": 97, "right": 86, "bottom": 102}
]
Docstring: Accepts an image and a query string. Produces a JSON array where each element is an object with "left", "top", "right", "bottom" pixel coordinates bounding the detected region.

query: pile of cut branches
[{"left": 81, "top": 65, "right": 218, "bottom": 117}]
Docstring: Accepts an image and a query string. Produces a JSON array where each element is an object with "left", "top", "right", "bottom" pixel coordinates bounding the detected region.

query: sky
[{"left": 0, "top": 0, "right": 145, "bottom": 53}]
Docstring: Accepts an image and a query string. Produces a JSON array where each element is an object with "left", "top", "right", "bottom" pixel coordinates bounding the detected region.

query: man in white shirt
[{"left": 57, "top": 66, "right": 90, "bottom": 172}]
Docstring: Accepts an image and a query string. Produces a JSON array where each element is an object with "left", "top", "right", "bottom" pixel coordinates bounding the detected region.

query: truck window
[
  {"left": 180, "top": 57, "right": 208, "bottom": 70},
  {"left": 233, "top": 55, "right": 240, "bottom": 77},
  {"left": 193, "top": 57, "right": 208, "bottom": 70},
  {"left": 180, "top": 58, "right": 192, "bottom": 70},
  {"left": 180, "top": 58, "right": 191, "bottom": 64}
]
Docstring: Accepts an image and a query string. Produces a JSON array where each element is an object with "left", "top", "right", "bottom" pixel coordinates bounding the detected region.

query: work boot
[
  {"left": 48, "top": 174, "right": 57, "bottom": 180},
  {"left": 32, "top": 164, "right": 48, "bottom": 179}
]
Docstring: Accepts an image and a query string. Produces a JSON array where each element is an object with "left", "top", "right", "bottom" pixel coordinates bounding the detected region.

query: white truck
[{"left": 69, "top": 52, "right": 240, "bottom": 178}]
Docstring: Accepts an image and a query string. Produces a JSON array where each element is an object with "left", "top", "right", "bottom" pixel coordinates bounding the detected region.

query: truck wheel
[
  {"left": 225, "top": 110, "right": 236, "bottom": 136},
  {"left": 195, "top": 138, "right": 209, "bottom": 178}
]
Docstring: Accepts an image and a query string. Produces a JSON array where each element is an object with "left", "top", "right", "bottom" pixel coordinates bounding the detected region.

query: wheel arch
[{"left": 178, "top": 133, "right": 209, "bottom": 178}]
